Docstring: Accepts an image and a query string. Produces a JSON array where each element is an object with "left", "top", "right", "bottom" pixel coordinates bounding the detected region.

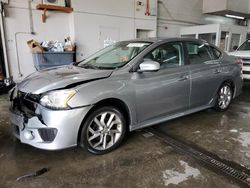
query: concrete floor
[{"left": 0, "top": 84, "right": 250, "bottom": 188}]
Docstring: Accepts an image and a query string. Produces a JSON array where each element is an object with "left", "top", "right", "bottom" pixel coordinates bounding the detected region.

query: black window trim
[{"left": 209, "top": 45, "right": 222, "bottom": 60}]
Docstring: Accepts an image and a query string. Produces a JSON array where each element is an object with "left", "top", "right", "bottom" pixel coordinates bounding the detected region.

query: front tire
[
  {"left": 214, "top": 83, "right": 233, "bottom": 112},
  {"left": 79, "top": 106, "right": 126, "bottom": 155}
]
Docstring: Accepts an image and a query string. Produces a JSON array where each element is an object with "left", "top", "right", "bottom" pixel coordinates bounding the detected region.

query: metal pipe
[
  {"left": 145, "top": 0, "right": 150, "bottom": 16},
  {"left": 28, "top": 0, "right": 35, "bottom": 34},
  {"left": 0, "top": 2, "right": 10, "bottom": 78}
]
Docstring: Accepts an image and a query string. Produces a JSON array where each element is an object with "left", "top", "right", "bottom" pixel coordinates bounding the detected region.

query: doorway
[{"left": 136, "top": 29, "right": 154, "bottom": 39}]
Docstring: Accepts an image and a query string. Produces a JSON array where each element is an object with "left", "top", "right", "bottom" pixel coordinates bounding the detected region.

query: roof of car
[{"left": 125, "top": 37, "right": 208, "bottom": 43}]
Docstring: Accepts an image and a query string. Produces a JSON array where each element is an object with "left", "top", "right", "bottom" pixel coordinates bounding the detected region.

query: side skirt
[{"left": 130, "top": 104, "right": 213, "bottom": 131}]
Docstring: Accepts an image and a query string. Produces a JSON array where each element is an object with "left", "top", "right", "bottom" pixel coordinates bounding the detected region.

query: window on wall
[
  {"left": 198, "top": 33, "right": 216, "bottom": 45},
  {"left": 229, "top": 34, "right": 240, "bottom": 52},
  {"left": 143, "top": 42, "right": 184, "bottom": 69},
  {"left": 186, "top": 42, "right": 214, "bottom": 65},
  {"left": 181, "top": 34, "right": 196, "bottom": 39}
]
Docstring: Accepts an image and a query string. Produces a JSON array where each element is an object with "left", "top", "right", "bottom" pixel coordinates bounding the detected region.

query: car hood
[
  {"left": 228, "top": 51, "right": 250, "bottom": 58},
  {"left": 17, "top": 65, "right": 113, "bottom": 94}
]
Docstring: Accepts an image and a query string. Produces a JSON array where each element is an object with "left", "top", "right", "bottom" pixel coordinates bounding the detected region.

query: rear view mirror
[
  {"left": 233, "top": 46, "right": 238, "bottom": 51},
  {"left": 139, "top": 60, "right": 160, "bottom": 72}
]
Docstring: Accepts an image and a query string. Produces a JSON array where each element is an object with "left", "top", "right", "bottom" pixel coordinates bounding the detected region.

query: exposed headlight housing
[
  {"left": 9, "top": 86, "right": 17, "bottom": 101},
  {"left": 40, "top": 89, "right": 76, "bottom": 110}
]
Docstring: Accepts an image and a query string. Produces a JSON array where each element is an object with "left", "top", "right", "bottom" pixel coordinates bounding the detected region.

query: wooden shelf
[{"left": 36, "top": 4, "right": 73, "bottom": 23}]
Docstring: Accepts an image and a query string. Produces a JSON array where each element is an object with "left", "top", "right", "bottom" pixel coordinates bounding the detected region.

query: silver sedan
[{"left": 9, "top": 38, "right": 243, "bottom": 154}]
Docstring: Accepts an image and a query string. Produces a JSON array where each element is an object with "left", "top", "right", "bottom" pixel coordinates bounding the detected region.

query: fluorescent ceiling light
[{"left": 225, "top": 14, "right": 245, "bottom": 20}]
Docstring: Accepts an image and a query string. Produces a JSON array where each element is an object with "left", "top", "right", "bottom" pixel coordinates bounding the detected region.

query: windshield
[
  {"left": 238, "top": 40, "right": 250, "bottom": 51},
  {"left": 78, "top": 41, "right": 152, "bottom": 69}
]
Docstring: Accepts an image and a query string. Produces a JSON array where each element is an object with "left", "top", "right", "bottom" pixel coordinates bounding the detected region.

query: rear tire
[
  {"left": 79, "top": 106, "right": 126, "bottom": 155},
  {"left": 214, "top": 83, "right": 233, "bottom": 112}
]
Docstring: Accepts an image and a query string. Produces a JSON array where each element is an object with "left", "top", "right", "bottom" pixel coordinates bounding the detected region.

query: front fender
[{"left": 67, "top": 78, "right": 137, "bottom": 126}]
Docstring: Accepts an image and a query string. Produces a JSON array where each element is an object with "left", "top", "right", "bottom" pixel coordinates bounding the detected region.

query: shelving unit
[{"left": 36, "top": 4, "right": 73, "bottom": 23}]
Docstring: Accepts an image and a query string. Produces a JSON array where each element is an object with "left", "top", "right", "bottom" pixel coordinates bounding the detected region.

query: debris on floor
[
  {"left": 193, "top": 130, "right": 201, "bottom": 134},
  {"left": 16, "top": 168, "right": 49, "bottom": 182},
  {"left": 229, "top": 129, "right": 238, "bottom": 133},
  {"left": 142, "top": 131, "right": 154, "bottom": 138}
]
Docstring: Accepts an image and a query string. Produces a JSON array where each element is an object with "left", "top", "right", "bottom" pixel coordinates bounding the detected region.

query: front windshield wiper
[{"left": 79, "top": 64, "right": 99, "bottom": 70}]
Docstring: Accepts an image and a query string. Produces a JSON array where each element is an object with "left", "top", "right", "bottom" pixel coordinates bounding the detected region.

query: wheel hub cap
[
  {"left": 218, "top": 85, "right": 232, "bottom": 109},
  {"left": 87, "top": 111, "right": 122, "bottom": 151}
]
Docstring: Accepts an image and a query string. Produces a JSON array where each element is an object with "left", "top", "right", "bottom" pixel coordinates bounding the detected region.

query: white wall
[
  {"left": 157, "top": 0, "right": 237, "bottom": 38},
  {"left": 203, "top": 0, "right": 250, "bottom": 14},
  {"left": 71, "top": 0, "right": 157, "bottom": 60},
  {"left": 3, "top": 0, "right": 244, "bottom": 81},
  {"left": 3, "top": 0, "right": 157, "bottom": 80},
  {"left": 5, "top": 1, "right": 71, "bottom": 79},
  {"left": 228, "top": 0, "right": 249, "bottom": 13},
  {"left": 203, "top": 0, "right": 227, "bottom": 13}
]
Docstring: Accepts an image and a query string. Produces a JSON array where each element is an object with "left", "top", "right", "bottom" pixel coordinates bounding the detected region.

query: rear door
[
  {"left": 185, "top": 41, "right": 222, "bottom": 108},
  {"left": 132, "top": 41, "right": 191, "bottom": 123}
]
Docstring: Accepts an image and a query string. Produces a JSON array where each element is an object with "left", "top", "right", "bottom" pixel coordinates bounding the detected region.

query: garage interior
[{"left": 0, "top": 0, "right": 250, "bottom": 187}]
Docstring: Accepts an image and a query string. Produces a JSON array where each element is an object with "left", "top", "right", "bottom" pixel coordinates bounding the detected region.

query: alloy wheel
[
  {"left": 87, "top": 111, "right": 123, "bottom": 151},
  {"left": 218, "top": 85, "right": 232, "bottom": 110}
]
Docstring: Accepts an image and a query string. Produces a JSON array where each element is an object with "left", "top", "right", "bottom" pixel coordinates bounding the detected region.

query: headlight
[
  {"left": 40, "top": 89, "right": 76, "bottom": 110},
  {"left": 9, "top": 86, "right": 17, "bottom": 101}
]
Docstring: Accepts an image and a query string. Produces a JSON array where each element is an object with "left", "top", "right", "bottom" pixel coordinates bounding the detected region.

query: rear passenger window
[{"left": 186, "top": 42, "right": 214, "bottom": 65}]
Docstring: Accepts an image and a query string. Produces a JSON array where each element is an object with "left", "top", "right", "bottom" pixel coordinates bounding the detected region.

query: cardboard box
[
  {"left": 27, "top": 40, "right": 44, "bottom": 52},
  {"left": 64, "top": 45, "right": 75, "bottom": 52},
  {"left": 64, "top": 37, "right": 75, "bottom": 52}
]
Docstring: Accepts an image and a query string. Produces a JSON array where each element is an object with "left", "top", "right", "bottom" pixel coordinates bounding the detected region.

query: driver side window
[{"left": 144, "top": 42, "right": 184, "bottom": 69}]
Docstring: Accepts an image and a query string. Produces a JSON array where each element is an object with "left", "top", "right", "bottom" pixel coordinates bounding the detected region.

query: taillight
[{"left": 235, "top": 57, "right": 243, "bottom": 74}]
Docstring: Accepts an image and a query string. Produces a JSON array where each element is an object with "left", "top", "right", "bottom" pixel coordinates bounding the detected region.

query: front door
[{"left": 132, "top": 41, "right": 191, "bottom": 123}]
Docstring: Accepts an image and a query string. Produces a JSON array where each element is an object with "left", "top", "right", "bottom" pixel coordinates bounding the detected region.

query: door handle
[
  {"left": 178, "top": 75, "right": 189, "bottom": 82},
  {"left": 214, "top": 69, "right": 222, "bottom": 74}
]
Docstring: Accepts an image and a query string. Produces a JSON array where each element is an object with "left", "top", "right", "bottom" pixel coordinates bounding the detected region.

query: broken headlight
[
  {"left": 40, "top": 89, "right": 76, "bottom": 110},
  {"left": 9, "top": 86, "right": 17, "bottom": 101}
]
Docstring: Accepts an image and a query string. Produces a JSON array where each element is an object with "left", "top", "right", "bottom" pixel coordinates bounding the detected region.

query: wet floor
[{"left": 0, "top": 84, "right": 250, "bottom": 188}]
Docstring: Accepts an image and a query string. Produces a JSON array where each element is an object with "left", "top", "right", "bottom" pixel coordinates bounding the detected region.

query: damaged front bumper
[{"left": 10, "top": 91, "right": 92, "bottom": 150}]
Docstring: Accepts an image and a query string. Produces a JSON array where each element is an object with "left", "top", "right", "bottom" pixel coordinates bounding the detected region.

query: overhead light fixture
[{"left": 225, "top": 14, "right": 245, "bottom": 20}]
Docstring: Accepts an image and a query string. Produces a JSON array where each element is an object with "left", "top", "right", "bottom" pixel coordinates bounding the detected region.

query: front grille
[
  {"left": 12, "top": 91, "right": 40, "bottom": 117},
  {"left": 241, "top": 58, "right": 250, "bottom": 61},
  {"left": 38, "top": 128, "right": 58, "bottom": 142},
  {"left": 243, "top": 71, "right": 250, "bottom": 75},
  {"left": 240, "top": 59, "right": 250, "bottom": 66},
  {"left": 243, "top": 63, "right": 250, "bottom": 66}
]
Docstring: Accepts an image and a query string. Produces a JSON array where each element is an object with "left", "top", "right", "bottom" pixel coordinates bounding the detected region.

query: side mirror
[
  {"left": 139, "top": 60, "right": 160, "bottom": 72},
  {"left": 233, "top": 46, "right": 238, "bottom": 51}
]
